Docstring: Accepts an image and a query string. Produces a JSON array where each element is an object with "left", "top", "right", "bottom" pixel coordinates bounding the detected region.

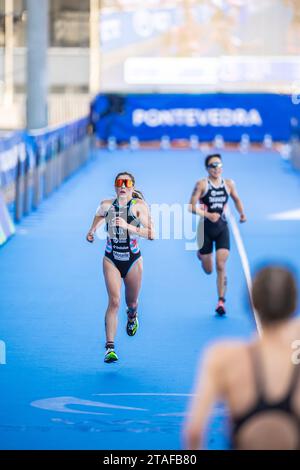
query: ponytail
[{"left": 132, "top": 189, "right": 144, "bottom": 201}]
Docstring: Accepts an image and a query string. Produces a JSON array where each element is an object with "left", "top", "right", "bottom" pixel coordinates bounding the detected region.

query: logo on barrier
[{"left": 0, "top": 340, "right": 6, "bottom": 365}]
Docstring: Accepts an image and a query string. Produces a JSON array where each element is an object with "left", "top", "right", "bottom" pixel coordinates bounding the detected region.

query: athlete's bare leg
[
  {"left": 197, "top": 251, "right": 213, "bottom": 274},
  {"left": 216, "top": 249, "right": 229, "bottom": 299},
  {"left": 124, "top": 258, "right": 143, "bottom": 317},
  {"left": 103, "top": 258, "right": 122, "bottom": 344}
]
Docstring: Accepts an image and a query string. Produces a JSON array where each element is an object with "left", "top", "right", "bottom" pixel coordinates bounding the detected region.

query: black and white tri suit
[
  {"left": 198, "top": 178, "right": 230, "bottom": 255},
  {"left": 104, "top": 198, "right": 141, "bottom": 278}
]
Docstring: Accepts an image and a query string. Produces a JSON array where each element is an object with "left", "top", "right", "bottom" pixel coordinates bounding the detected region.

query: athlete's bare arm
[
  {"left": 183, "top": 341, "right": 244, "bottom": 449},
  {"left": 188, "top": 179, "right": 207, "bottom": 217},
  {"left": 86, "top": 199, "right": 113, "bottom": 243},
  {"left": 188, "top": 179, "right": 220, "bottom": 222},
  {"left": 183, "top": 344, "right": 226, "bottom": 449},
  {"left": 226, "top": 179, "right": 247, "bottom": 223},
  {"left": 136, "top": 201, "right": 155, "bottom": 240},
  {"left": 114, "top": 200, "right": 155, "bottom": 240}
]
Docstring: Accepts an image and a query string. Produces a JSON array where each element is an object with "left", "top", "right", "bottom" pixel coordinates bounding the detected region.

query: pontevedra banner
[{"left": 91, "top": 93, "right": 300, "bottom": 142}]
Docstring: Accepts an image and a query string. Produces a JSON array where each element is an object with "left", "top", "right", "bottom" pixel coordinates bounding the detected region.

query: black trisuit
[
  {"left": 198, "top": 178, "right": 230, "bottom": 255},
  {"left": 104, "top": 198, "right": 141, "bottom": 278}
]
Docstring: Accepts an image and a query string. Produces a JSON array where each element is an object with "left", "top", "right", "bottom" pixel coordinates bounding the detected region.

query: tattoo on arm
[{"left": 192, "top": 183, "right": 199, "bottom": 197}]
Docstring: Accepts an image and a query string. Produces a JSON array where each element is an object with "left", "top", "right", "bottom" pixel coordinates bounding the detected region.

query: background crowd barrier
[
  {"left": 90, "top": 93, "right": 300, "bottom": 144},
  {"left": 0, "top": 118, "right": 90, "bottom": 245},
  {"left": 0, "top": 190, "right": 15, "bottom": 246}
]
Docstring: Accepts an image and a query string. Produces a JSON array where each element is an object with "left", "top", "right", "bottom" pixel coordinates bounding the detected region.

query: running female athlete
[
  {"left": 86, "top": 172, "right": 155, "bottom": 363},
  {"left": 189, "top": 154, "right": 246, "bottom": 315},
  {"left": 183, "top": 265, "right": 300, "bottom": 450}
]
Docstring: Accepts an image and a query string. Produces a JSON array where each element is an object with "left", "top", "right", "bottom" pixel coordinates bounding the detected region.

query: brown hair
[
  {"left": 252, "top": 266, "right": 298, "bottom": 325},
  {"left": 115, "top": 171, "right": 144, "bottom": 201}
]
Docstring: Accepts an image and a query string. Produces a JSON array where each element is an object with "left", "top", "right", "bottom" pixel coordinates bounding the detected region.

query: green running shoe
[
  {"left": 126, "top": 315, "right": 139, "bottom": 337},
  {"left": 104, "top": 348, "right": 118, "bottom": 363}
]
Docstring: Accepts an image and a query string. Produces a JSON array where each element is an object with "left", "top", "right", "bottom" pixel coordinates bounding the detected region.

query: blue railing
[{"left": 0, "top": 117, "right": 90, "bottom": 245}]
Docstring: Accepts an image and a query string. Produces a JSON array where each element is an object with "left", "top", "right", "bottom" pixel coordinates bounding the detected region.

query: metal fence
[{"left": 0, "top": 117, "right": 90, "bottom": 229}]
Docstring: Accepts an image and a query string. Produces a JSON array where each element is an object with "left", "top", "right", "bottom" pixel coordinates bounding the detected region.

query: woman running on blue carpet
[
  {"left": 86, "top": 171, "right": 155, "bottom": 363},
  {"left": 189, "top": 153, "right": 246, "bottom": 315}
]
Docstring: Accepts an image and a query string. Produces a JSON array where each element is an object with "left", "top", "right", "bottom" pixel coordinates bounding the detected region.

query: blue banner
[
  {"left": 91, "top": 93, "right": 300, "bottom": 142},
  {"left": 27, "top": 117, "right": 89, "bottom": 165}
]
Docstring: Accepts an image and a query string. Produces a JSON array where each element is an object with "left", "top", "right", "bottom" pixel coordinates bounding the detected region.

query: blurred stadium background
[{"left": 1, "top": 0, "right": 300, "bottom": 127}]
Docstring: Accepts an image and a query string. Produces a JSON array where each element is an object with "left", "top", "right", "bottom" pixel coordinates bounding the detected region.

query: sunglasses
[
  {"left": 207, "top": 162, "right": 223, "bottom": 169},
  {"left": 115, "top": 178, "right": 133, "bottom": 188}
]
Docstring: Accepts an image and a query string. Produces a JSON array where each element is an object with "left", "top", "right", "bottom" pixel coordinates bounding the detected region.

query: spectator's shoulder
[
  {"left": 291, "top": 317, "right": 300, "bottom": 335},
  {"left": 205, "top": 339, "right": 246, "bottom": 368}
]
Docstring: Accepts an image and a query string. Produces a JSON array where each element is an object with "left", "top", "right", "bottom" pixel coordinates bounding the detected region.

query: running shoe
[
  {"left": 104, "top": 348, "right": 118, "bottom": 363},
  {"left": 126, "top": 313, "right": 139, "bottom": 336},
  {"left": 215, "top": 299, "right": 226, "bottom": 316}
]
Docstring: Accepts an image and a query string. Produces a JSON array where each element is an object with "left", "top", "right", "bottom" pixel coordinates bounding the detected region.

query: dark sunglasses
[
  {"left": 207, "top": 162, "right": 223, "bottom": 169},
  {"left": 115, "top": 178, "right": 133, "bottom": 188}
]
